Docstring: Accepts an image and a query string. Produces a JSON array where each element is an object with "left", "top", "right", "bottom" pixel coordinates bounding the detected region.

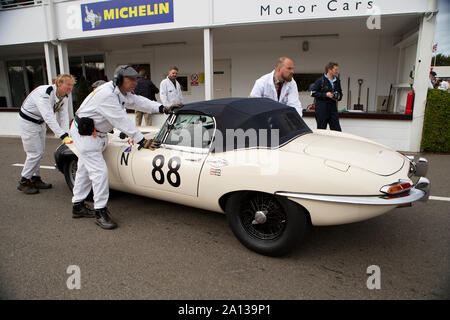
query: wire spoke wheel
[
  {"left": 226, "top": 192, "right": 309, "bottom": 256},
  {"left": 239, "top": 193, "right": 287, "bottom": 240}
]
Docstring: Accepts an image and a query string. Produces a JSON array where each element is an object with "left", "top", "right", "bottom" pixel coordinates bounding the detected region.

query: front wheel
[{"left": 226, "top": 192, "right": 309, "bottom": 256}]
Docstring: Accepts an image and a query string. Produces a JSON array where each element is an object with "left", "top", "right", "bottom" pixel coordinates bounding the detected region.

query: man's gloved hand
[
  {"left": 60, "top": 133, "right": 73, "bottom": 144},
  {"left": 138, "top": 138, "right": 160, "bottom": 150},
  {"left": 119, "top": 132, "right": 128, "bottom": 139},
  {"left": 159, "top": 103, "right": 183, "bottom": 114}
]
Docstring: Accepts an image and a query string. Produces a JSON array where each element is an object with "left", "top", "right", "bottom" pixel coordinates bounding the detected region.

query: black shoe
[
  {"left": 72, "top": 201, "right": 96, "bottom": 219},
  {"left": 95, "top": 208, "right": 118, "bottom": 230},
  {"left": 17, "top": 178, "right": 39, "bottom": 194},
  {"left": 31, "top": 176, "right": 52, "bottom": 189}
]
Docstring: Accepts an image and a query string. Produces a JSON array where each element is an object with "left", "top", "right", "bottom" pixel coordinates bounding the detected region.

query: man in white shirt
[
  {"left": 438, "top": 80, "right": 449, "bottom": 91},
  {"left": 159, "top": 66, "right": 184, "bottom": 106},
  {"left": 250, "top": 57, "right": 303, "bottom": 117},
  {"left": 18, "top": 74, "right": 75, "bottom": 194},
  {"left": 71, "top": 65, "right": 179, "bottom": 229}
]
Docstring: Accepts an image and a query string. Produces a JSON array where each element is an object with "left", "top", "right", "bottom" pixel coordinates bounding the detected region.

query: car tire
[
  {"left": 63, "top": 158, "right": 93, "bottom": 201},
  {"left": 226, "top": 192, "right": 309, "bottom": 256}
]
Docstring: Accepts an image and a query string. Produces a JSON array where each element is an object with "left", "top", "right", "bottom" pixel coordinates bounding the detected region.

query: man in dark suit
[
  {"left": 310, "top": 62, "right": 343, "bottom": 131},
  {"left": 134, "top": 69, "right": 159, "bottom": 126}
]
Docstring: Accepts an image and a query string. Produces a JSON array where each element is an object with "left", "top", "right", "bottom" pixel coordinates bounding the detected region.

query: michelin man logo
[{"left": 84, "top": 6, "right": 102, "bottom": 29}]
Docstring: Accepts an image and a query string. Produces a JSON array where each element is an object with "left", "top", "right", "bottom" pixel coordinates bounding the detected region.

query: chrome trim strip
[
  {"left": 160, "top": 144, "right": 209, "bottom": 154},
  {"left": 275, "top": 188, "right": 426, "bottom": 205}
]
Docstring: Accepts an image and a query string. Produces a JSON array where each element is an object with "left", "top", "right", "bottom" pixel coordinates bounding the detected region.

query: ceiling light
[
  {"left": 281, "top": 34, "right": 339, "bottom": 40},
  {"left": 142, "top": 41, "right": 186, "bottom": 48}
]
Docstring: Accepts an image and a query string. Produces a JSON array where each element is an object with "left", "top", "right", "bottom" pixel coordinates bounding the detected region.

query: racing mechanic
[
  {"left": 159, "top": 66, "right": 184, "bottom": 107},
  {"left": 70, "top": 65, "right": 180, "bottom": 230},
  {"left": 18, "top": 74, "right": 75, "bottom": 195},
  {"left": 250, "top": 57, "right": 303, "bottom": 117}
]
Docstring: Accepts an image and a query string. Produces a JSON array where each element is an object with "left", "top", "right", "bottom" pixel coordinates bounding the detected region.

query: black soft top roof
[{"left": 176, "top": 98, "right": 311, "bottom": 152}]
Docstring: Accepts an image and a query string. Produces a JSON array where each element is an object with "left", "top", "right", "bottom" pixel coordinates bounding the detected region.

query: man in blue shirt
[{"left": 310, "top": 62, "right": 343, "bottom": 131}]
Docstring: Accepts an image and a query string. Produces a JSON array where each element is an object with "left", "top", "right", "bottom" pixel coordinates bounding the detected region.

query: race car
[{"left": 55, "top": 98, "right": 430, "bottom": 256}]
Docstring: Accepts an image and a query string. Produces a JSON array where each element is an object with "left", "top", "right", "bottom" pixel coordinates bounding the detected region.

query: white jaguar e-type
[{"left": 55, "top": 98, "right": 430, "bottom": 256}]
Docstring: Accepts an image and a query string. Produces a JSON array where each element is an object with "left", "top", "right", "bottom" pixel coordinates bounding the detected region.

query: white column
[
  {"left": 57, "top": 42, "right": 70, "bottom": 74},
  {"left": 203, "top": 28, "right": 214, "bottom": 100},
  {"left": 44, "top": 42, "right": 57, "bottom": 84},
  {"left": 57, "top": 41, "right": 74, "bottom": 119},
  {"left": 409, "top": 11, "right": 437, "bottom": 152}
]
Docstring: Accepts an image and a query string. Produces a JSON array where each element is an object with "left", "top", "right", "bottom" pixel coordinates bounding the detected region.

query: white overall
[
  {"left": 71, "top": 81, "right": 162, "bottom": 209},
  {"left": 20, "top": 85, "right": 69, "bottom": 179}
]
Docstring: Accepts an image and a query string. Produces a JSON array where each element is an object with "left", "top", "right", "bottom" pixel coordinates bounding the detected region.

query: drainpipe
[{"left": 408, "top": 0, "right": 438, "bottom": 152}]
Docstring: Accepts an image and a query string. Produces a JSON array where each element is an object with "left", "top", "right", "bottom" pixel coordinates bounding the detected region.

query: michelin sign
[{"left": 81, "top": 0, "right": 173, "bottom": 31}]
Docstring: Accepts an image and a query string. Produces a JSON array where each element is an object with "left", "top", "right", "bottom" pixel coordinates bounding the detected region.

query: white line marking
[
  {"left": 12, "top": 163, "right": 56, "bottom": 170},
  {"left": 429, "top": 196, "right": 450, "bottom": 202}
]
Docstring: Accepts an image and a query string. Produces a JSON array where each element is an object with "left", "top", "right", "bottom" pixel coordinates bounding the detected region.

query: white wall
[
  {"left": 180, "top": 32, "right": 397, "bottom": 112},
  {"left": 116, "top": 32, "right": 397, "bottom": 111},
  {"left": 0, "top": 6, "right": 47, "bottom": 46},
  {"left": 302, "top": 117, "right": 411, "bottom": 151},
  {"left": 433, "top": 66, "right": 450, "bottom": 78},
  {"left": 105, "top": 32, "right": 399, "bottom": 111},
  {"left": 0, "top": 112, "right": 21, "bottom": 136}
]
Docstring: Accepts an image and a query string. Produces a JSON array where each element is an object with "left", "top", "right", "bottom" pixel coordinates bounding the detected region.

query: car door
[{"left": 130, "top": 114, "right": 215, "bottom": 197}]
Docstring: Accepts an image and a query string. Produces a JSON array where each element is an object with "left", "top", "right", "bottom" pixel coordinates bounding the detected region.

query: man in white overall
[
  {"left": 159, "top": 66, "right": 184, "bottom": 106},
  {"left": 71, "top": 65, "right": 178, "bottom": 230},
  {"left": 250, "top": 57, "right": 303, "bottom": 117},
  {"left": 18, "top": 74, "right": 75, "bottom": 194}
]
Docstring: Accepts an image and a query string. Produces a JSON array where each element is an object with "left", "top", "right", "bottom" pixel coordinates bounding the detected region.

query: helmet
[{"left": 113, "top": 65, "right": 140, "bottom": 86}]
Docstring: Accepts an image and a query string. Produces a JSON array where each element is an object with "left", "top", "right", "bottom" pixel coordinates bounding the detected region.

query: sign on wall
[
  {"left": 81, "top": 0, "right": 174, "bottom": 31},
  {"left": 213, "top": 0, "right": 429, "bottom": 25},
  {"left": 190, "top": 73, "right": 199, "bottom": 86}
]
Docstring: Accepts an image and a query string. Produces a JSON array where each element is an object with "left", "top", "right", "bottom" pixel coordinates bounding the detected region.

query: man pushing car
[{"left": 70, "top": 65, "right": 180, "bottom": 230}]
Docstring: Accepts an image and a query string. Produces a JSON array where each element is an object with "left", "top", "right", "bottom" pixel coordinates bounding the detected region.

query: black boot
[
  {"left": 72, "top": 201, "right": 96, "bottom": 219},
  {"left": 17, "top": 177, "right": 39, "bottom": 194},
  {"left": 95, "top": 208, "right": 118, "bottom": 230},
  {"left": 31, "top": 176, "right": 52, "bottom": 189}
]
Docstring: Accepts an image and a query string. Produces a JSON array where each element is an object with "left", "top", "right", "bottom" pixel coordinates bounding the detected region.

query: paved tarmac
[{"left": 0, "top": 136, "right": 449, "bottom": 299}]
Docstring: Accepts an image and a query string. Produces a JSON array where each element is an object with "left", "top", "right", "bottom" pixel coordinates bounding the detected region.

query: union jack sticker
[{"left": 210, "top": 168, "right": 221, "bottom": 176}]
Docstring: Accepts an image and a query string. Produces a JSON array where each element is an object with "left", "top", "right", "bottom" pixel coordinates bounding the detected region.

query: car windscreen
[{"left": 158, "top": 114, "right": 215, "bottom": 149}]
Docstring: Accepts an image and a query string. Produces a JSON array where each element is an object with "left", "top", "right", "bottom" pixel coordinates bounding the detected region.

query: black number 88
[{"left": 151, "top": 155, "right": 181, "bottom": 187}]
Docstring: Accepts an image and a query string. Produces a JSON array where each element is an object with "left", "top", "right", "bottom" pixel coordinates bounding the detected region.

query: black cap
[
  {"left": 115, "top": 65, "right": 141, "bottom": 78},
  {"left": 430, "top": 71, "right": 437, "bottom": 76}
]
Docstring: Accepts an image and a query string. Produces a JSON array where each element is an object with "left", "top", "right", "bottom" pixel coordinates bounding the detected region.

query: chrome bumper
[
  {"left": 275, "top": 185, "right": 429, "bottom": 206},
  {"left": 406, "top": 155, "right": 428, "bottom": 178}
]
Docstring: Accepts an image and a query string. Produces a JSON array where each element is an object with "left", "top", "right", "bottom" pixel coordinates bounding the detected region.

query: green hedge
[{"left": 421, "top": 89, "right": 450, "bottom": 152}]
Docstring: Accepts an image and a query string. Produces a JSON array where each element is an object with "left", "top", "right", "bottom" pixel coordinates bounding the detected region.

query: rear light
[{"left": 380, "top": 180, "right": 412, "bottom": 195}]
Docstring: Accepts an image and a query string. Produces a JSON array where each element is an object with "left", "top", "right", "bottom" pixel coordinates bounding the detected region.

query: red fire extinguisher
[{"left": 405, "top": 87, "right": 415, "bottom": 115}]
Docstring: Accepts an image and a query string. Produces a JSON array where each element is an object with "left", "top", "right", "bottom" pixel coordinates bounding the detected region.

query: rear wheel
[
  {"left": 63, "top": 158, "right": 77, "bottom": 192},
  {"left": 226, "top": 192, "right": 309, "bottom": 256},
  {"left": 63, "top": 158, "right": 93, "bottom": 200}
]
